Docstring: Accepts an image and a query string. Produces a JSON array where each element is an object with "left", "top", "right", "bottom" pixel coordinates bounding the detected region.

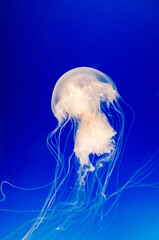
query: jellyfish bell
[
  {"left": 51, "top": 67, "right": 121, "bottom": 186},
  {"left": 51, "top": 67, "right": 119, "bottom": 123}
]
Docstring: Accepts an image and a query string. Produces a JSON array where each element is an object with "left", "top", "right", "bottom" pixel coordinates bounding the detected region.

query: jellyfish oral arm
[{"left": 74, "top": 114, "right": 116, "bottom": 168}]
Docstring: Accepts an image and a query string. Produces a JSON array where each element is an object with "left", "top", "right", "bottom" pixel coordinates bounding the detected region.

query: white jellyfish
[
  {"left": 51, "top": 67, "right": 123, "bottom": 188},
  {"left": 1, "top": 67, "right": 158, "bottom": 240},
  {"left": 22, "top": 67, "right": 125, "bottom": 239}
]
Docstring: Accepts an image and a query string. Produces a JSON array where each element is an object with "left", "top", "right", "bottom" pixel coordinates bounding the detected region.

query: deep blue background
[{"left": 0, "top": 0, "right": 159, "bottom": 239}]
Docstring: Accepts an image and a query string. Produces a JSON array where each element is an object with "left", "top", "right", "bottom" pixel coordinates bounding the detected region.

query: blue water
[{"left": 0, "top": 0, "right": 159, "bottom": 239}]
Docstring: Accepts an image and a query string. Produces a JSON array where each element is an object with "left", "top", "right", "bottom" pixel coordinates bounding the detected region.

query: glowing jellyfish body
[
  {"left": 1, "top": 67, "right": 159, "bottom": 240},
  {"left": 23, "top": 67, "right": 125, "bottom": 239},
  {"left": 51, "top": 67, "right": 120, "bottom": 186}
]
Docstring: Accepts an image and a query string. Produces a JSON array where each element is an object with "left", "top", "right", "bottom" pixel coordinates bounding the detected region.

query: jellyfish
[
  {"left": 1, "top": 67, "right": 158, "bottom": 240},
  {"left": 51, "top": 67, "right": 123, "bottom": 190},
  {"left": 21, "top": 67, "right": 125, "bottom": 239}
]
